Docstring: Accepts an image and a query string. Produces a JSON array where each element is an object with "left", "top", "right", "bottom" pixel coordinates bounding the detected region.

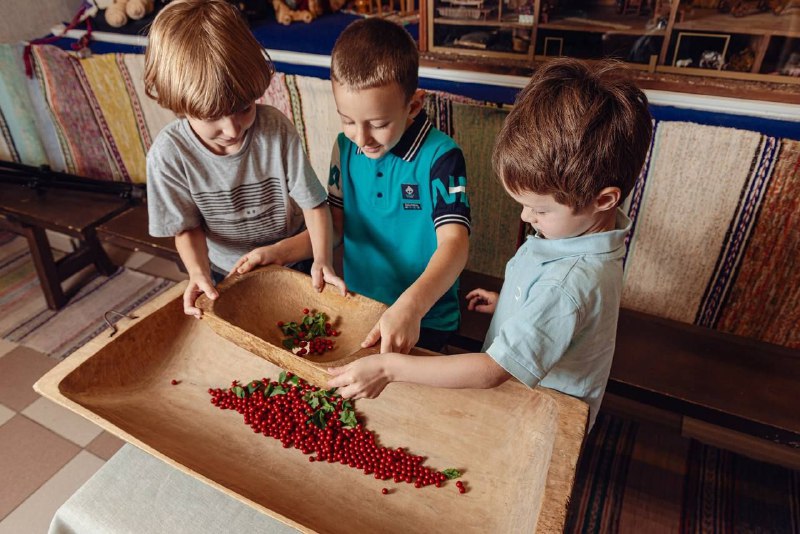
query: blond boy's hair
[
  {"left": 494, "top": 58, "right": 652, "bottom": 210},
  {"left": 144, "top": 0, "right": 273, "bottom": 120},
  {"left": 330, "top": 18, "right": 418, "bottom": 101}
]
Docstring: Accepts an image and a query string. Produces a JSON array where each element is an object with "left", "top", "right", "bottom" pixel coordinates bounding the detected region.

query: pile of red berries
[
  {"left": 277, "top": 308, "right": 340, "bottom": 357},
  {"left": 208, "top": 372, "right": 464, "bottom": 493}
]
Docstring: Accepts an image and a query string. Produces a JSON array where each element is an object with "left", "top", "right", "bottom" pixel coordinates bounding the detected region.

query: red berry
[
  {"left": 302, "top": 308, "right": 309, "bottom": 315},
  {"left": 381, "top": 488, "right": 389, "bottom": 495},
  {"left": 170, "top": 379, "right": 179, "bottom": 385},
  {"left": 277, "top": 321, "right": 284, "bottom": 327},
  {"left": 458, "top": 486, "right": 466, "bottom": 494}
]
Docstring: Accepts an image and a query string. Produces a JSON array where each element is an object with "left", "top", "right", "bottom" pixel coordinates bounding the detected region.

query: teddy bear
[
  {"left": 103, "top": 0, "right": 156, "bottom": 28},
  {"left": 271, "top": 0, "right": 347, "bottom": 25}
]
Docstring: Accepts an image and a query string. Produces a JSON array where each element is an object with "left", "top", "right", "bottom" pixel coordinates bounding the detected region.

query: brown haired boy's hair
[
  {"left": 330, "top": 18, "right": 418, "bottom": 101},
  {"left": 494, "top": 58, "right": 652, "bottom": 210},
  {"left": 144, "top": 0, "right": 274, "bottom": 120}
]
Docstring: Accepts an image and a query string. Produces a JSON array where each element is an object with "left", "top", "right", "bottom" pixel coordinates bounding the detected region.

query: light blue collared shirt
[{"left": 484, "top": 209, "right": 631, "bottom": 429}]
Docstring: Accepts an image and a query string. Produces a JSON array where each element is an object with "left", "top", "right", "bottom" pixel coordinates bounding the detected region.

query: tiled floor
[{"left": 0, "top": 245, "right": 186, "bottom": 533}]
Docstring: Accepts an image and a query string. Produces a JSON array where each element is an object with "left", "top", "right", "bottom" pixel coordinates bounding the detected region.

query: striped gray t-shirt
[{"left": 147, "top": 105, "right": 326, "bottom": 272}]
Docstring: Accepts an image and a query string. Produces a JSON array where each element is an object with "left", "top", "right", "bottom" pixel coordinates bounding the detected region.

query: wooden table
[{"left": 0, "top": 182, "right": 129, "bottom": 309}]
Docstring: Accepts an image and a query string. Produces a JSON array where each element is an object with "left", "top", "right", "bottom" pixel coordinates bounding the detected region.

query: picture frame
[
  {"left": 671, "top": 32, "right": 731, "bottom": 70},
  {"left": 543, "top": 36, "right": 564, "bottom": 57}
]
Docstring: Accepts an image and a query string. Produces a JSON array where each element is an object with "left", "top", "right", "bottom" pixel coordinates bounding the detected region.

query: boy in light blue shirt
[{"left": 328, "top": 58, "right": 653, "bottom": 430}]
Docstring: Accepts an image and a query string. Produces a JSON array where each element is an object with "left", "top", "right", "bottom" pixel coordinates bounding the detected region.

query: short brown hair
[
  {"left": 330, "top": 18, "right": 418, "bottom": 101},
  {"left": 493, "top": 58, "right": 652, "bottom": 210},
  {"left": 144, "top": 0, "right": 274, "bottom": 120}
]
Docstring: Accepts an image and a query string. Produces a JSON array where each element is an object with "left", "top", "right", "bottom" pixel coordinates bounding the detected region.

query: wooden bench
[
  {"left": 0, "top": 181, "right": 129, "bottom": 309},
  {"left": 96, "top": 204, "right": 182, "bottom": 268},
  {"left": 454, "top": 270, "right": 800, "bottom": 447}
]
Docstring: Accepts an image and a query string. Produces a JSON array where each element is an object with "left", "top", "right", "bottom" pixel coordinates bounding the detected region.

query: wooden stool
[{"left": 0, "top": 182, "right": 129, "bottom": 310}]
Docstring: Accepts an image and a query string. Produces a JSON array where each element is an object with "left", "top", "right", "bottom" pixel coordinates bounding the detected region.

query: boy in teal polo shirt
[
  {"left": 328, "top": 58, "right": 653, "bottom": 430},
  {"left": 327, "top": 18, "right": 471, "bottom": 353}
]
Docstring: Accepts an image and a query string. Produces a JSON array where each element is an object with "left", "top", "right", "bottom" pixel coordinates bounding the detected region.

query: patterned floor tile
[
  {"left": 0, "top": 415, "right": 80, "bottom": 520},
  {"left": 0, "top": 346, "right": 56, "bottom": 411},
  {"left": 22, "top": 397, "right": 103, "bottom": 447}
]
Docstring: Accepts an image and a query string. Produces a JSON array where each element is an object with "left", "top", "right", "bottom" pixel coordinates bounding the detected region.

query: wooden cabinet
[{"left": 422, "top": 0, "right": 800, "bottom": 84}]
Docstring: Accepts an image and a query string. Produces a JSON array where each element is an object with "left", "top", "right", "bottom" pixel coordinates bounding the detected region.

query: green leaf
[
  {"left": 320, "top": 397, "right": 334, "bottom": 412},
  {"left": 269, "top": 385, "right": 286, "bottom": 396},
  {"left": 442, "top": 469, "right": 461, "bottom": 480},
  {"left": 309, "top": 396, "right": 320, "bottom": 409},
  {"left": 264, "top": 383, "right": 274, "bottom": 397},
  {"left": 282, "top": 338, "right": 296, "bottom": 350},
  {"left": 311, "top": 410, "right": 327, "bottom": 429},
  {"left": 339, "top": 409, "right": 358, "bottom": 428},
  {"left": 231, "top": 386, "right": 245, "bottom": 398},
  {"left": 342, "top": 400, "right": 353, "bottom": 411},
  {"left": 289, "top": 375, "right": 300, "bottom": 386},
  {"left": 278, "top": 371, "right": 287, "bottom": 384}
]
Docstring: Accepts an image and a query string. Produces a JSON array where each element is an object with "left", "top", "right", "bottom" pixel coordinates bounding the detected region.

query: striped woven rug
[
  {"left": 566, "top": 412, "right": 800, "bottom": 533},
  {"left": 0, "top": 233, "right": 175, "bottom": 360}
]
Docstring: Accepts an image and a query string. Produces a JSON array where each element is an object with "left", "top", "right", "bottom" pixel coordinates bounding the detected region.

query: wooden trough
[
  {"left": 34, "top": 274, "right": 588, "bottom": 533},
  {"left": 196, "top": 265, "right": 388, "bottom": 386}
]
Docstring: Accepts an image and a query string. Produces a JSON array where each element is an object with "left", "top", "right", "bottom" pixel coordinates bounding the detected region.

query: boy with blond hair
[
  {"left": 326, "top": 18, "right": 471, "bottom": 353},
  {"left": 329, "top": 58, "right": 653, "bottom": 429},
  {"left": 144, "top": 0, "right": 344, "bottom": 318}
]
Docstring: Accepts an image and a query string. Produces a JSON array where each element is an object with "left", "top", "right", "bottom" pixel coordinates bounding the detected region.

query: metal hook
[{"left": 104, "top": 310, "right": 138, "bottom": 338}]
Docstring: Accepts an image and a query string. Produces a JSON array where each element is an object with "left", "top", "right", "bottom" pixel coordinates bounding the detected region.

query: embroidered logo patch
[{"left": 401, "top": 184, "right": 419, "bottom": 200}]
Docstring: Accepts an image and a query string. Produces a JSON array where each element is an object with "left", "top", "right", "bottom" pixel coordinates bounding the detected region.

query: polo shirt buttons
[
  {"left": 377, "top": 193, "right": 383, "bottom": 198},
  {"left": 377, "top": 172, "right": 383, "bottom": 177}
]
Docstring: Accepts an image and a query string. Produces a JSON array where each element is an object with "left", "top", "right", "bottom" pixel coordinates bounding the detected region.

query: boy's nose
[
  {"left": 221, "top": 118, "right": 241, "bottom": 138},
  {"left": 354, "top": 125, "right": 370, "bottom": 148}
]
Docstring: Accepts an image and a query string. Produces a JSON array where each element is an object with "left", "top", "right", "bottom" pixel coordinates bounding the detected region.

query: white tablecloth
[{"left": 49, "top": 445, "right": 298, "bottom": 534}]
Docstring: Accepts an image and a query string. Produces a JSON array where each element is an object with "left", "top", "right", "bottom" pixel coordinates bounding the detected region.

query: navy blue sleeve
[{"left": 430, "top": 147, "right": 471, "bottom": 233}]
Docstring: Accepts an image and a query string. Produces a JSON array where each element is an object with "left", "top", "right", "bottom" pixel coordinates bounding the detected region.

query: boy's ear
[
  {"left": 408, "top": 89, "right": 426, "bottom": 118},
  {"left": 594, "top": 187, "right": 621, "bottom": 212}
]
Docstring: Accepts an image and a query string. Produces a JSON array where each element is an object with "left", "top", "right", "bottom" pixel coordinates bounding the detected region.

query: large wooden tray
[
  {"left": 197, "top": 265, "right": 388, "bottom": 387},
  {"left": 35, "top": 283, "right": 588, "bottom": 533}
]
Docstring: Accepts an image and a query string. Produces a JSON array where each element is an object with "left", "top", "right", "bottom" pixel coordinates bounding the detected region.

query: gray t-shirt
[{"left": 147, "top": 105, "right": 326, "bottom": 272}]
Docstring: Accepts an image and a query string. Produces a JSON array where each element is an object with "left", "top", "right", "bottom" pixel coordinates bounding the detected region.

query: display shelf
[
  {"left": 674, "top": 9, "right": 800, "bottom": 38},
  {"left": 540, "top": 6, "right": 666, "bottom": 35}
]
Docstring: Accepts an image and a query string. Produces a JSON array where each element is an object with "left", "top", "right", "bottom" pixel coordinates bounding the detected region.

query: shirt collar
[
  {"left": 389, "top": 110, "right": 432, "bottom": 162},
  {"left": 524, "top": 209, "right": 632, "bottom": 263}
]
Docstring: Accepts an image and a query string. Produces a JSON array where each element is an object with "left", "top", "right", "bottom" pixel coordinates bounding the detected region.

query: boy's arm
[
  {"left": 361, "top": 224, "right": 469, "bottom": 353},
  {"left": 327, "top": 351, "right": 512, "bottom": 399},
  {"left": 174, "top": 227, "right": 218, "bottom": 318},
  {"left": 303, "top": 202, "right": 346, "bottom": 295}
]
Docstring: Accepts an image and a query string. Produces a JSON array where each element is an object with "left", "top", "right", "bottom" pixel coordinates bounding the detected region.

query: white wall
[{"left": 0, "top": 0, "right": 83, "bottom": 43}]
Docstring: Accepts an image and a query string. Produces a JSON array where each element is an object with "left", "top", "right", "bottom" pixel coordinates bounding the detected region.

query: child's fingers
[
  {"left": 327, "top": 365, "right": 347, "bottom": 377},
  {"left": 474, "top": 303, "right": 493, "bottom": 313},
  {"left": 311, "top": 268, "right": 324, "bottom": 293},
  {"left": 361, "top": 322, "right": 381, "bottom": 348},
  {"left": 236, "top": 256, "right": 253, "bottom": 274},
  {"left": 465, "top": 288, "right": 488, "bottom": 300},
  {"left": 197, "top": 280, "right": 219, "bottom": 301},
  {"left": 326, "top": 274, "right": 347, "bottom": 296}
]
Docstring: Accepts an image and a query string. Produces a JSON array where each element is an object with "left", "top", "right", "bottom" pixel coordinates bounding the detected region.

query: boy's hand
[
  {"left": 466, "top": 288, "right": 498, "bottom": 314},
  {"left": 183, "top": 275, "right": 218, "bottom": 318},
  {"left": 327, "top": 354, "right": 391, "bottom": 399},
  {"left": 361, "top": 302, "right": 420, "bottom": 354},
  {"left": 230, "top": 246, "right": 278, "bottom": 276},
  {"left": 311, "top": 262, "right": 347, "bottom": 296}
]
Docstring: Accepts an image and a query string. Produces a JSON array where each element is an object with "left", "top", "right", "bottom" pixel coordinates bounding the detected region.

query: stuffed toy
[
  {"left": 271, "top": 0, "right": 347, "bottom": 25},
  {"left": 103, "top": 0, "right": 155, "bottom": 28}
]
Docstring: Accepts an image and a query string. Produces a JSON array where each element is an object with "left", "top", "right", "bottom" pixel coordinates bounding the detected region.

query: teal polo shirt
[
  {"left": 327, "top": 111, "right": 471, "bottom": 331},
  {"left": 483, "top": 210, "right": 632, "bottom": 429}
]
